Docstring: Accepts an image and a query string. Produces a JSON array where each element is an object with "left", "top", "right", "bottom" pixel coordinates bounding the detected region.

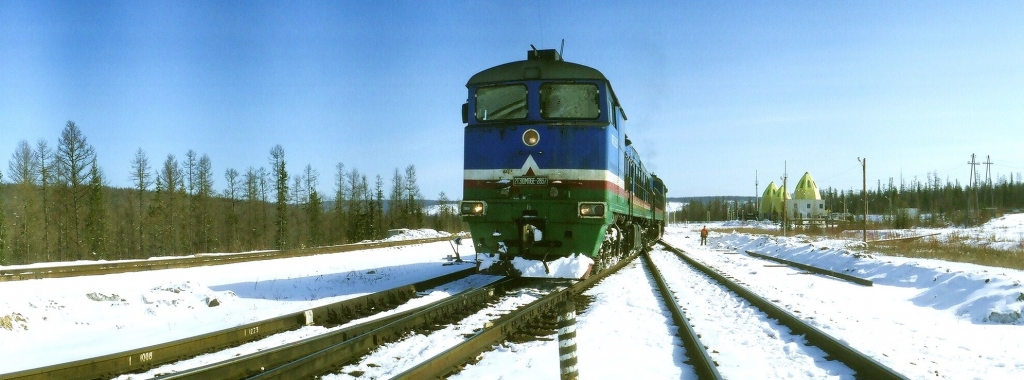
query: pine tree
[
  {"left": 85, "top": 158, "right": 107, "bottom": 257},
  {"left": 303, "top": 165, "right": 323, "bottom": 247},
  {"left": 269, "top": 145, "right": 288, "bottom": 249},
  {"left": 129, "top": 148, "right": 152, "bottom": 258},
  {"left": 389, "top": 168, "right": 405, "bottom": 228}
]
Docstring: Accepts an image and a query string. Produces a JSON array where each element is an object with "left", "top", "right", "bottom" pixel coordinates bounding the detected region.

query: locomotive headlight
[
  {"left": 578, "top": 202, "right": 606, "bottom": 218},
  {"left": 460, "top": 201, "right": 487, "bottom": 216},
  {"left": 523, "top": 129, "right": 540, "bottom": 146}
]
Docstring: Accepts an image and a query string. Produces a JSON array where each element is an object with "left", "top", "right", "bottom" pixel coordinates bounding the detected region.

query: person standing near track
[{"left": 700, "top": 226, "right": 709, "bottom": 246}]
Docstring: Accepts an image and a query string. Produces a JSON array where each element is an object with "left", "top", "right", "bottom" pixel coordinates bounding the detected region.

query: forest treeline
[
  {"left": 674, "top": 174, "right": 1024, "bottom": 228},
  {"left": 0, "top": 121, "right": 462, "bottom": 266}
]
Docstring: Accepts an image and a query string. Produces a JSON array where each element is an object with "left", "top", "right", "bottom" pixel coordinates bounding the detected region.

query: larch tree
[
  {"left": 7, "top": 140, "right": 39, "bottom": 263},
  {"left": 194, "top": 153, "right": 214, "bottom": 253},
  {"left": 331, "top": 162, "right": 347, "bottom": 244},
  {"left": 54, "top": 121, "right": 96, "bottom": 260},
  {"left": 404, "top": 165, "right": 424, "bottom": 228},
  {"left": 35, "top": 139, "right": 55, "bottom": 261},
  {"left": 243, "top": 167, "right": 261, "bottom": 250},
  {"left": 223, "top": 168, "right": 241, "bottom": 251}
]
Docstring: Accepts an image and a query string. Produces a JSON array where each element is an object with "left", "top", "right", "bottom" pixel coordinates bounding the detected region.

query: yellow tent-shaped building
[
  {"left": 759, "top": 172, "right": 828, "bottom": 221},
  {"left": 790, "top": 172, "right": 826, "bottom": 220}
]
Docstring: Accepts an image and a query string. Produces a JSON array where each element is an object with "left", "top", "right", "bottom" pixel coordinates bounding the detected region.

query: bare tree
[
  {"left": 7, "top": 140, "right": 38, "bottom": 262},
  {"left": 54, "top": 121, "right": 97, "bottom": 260},
  {"left": 331, "top": 162, "right": 347, "bottom": 243},
  {"left": 194, "top": 153, "right": 214, "bottom": 252},
  {"left": 223, "top": 168, "right": 241, "bottom": 251},
  {"left": 36, "top": 139, "right": 54, "bottom": 261},
  {"left": 8, "top": 140, "right": 38, "bottom": 185},
  {"left": 404, "top": 165, "right": 423, "bottom": 228},
  {"left": 243, "top": 167, "right": 261, "bottom": 250}
]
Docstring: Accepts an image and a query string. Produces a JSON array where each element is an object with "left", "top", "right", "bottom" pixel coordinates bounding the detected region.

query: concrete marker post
[{"left": 557, "top": 298, "right": 579, "bottom": 380}]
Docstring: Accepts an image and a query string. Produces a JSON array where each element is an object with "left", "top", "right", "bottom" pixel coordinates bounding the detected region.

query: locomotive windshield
[
  {"left": 541, "top": 83, "right": 599, "bottom": 119},
  {"left": 475, "top": 84, "right": 527, "bottom": 121}
]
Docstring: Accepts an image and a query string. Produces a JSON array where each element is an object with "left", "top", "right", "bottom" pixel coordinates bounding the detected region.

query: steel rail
[
  {"left": 641, "top": 251, "right": 722, "bottom": 380},
  {"left": 0, "top": 236, "right": 455, "bottom": 282},
  {"left": 162, "top": 276, "right": 511, "bottom": 379},
  {"left": 744, "top": 250, "right": 873, "bottom": 286},
  {"left": 391, "top": 252, "right": 641, "bottom": 380},
  {"left": 0, "top": 266, "right": 478, "bottom": 380},
  {"left": 659, "top": 240, "right": 908, "bottom": 380}
]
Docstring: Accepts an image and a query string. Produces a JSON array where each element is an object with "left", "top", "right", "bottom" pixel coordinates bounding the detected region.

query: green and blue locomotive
[{"left": 460, "top": 48, "right": 667, "bottom": 279}]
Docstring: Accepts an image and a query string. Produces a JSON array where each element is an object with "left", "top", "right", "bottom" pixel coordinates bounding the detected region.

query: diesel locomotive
[{"left": 460, "top": 48, "right": 667, "bottom": 279}]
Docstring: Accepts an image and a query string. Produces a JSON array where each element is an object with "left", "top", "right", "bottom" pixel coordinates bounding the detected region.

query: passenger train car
[{"left": 460, "top": 48, "right": 667, "bottom": 279}]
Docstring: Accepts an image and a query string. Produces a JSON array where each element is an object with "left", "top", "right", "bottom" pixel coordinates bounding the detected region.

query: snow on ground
[
  {"left": 0, "top": 229, "right": 463, "bottom": 374},
  {"left": 648, "top": 247, "right": 852, "bottom": 379},
  {"left": 676, "top": 220, "right": 1024, "bottom": 379},
  {"left": 3, "top": 221, "right": 1024, "bottom": 379}
]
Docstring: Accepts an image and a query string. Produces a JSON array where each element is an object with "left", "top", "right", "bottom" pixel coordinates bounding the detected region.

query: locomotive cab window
[
  {"left": 475, "top": 85, "right": 528, "bottom": 121},
  {"left": 541, "top": 83, "right": 599, "bottom": 119}
]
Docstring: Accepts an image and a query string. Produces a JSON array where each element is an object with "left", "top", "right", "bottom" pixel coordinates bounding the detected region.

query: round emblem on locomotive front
[{"left": 523, "top": 129, "right": 540, "bottom": 146}]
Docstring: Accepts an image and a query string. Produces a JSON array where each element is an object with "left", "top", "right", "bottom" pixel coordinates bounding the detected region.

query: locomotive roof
[
  {"left": 466, "top": 59, "right": 607, "bottom": 85},
  {"left": 467, "top": 49, "right": 621, "bottom": 106}
]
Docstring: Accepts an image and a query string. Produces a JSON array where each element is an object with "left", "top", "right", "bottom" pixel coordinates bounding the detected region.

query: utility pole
[
  {"left": 968, "top": 154, "right": 979, "bottom": 220},
  {"left": 781, "top": 162, "right": 788, "bottom": 237},
  {"left": 858, "top": 157, "right": 866, "bottom": 243},
  {"left": 755, "top": 170, "right": 759, "bottom": 221},
  {"left": 984, "top": 155, "right": 994, "bottom": 210}
]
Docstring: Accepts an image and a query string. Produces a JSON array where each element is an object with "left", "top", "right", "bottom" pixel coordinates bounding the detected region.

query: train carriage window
[
  {"left": 541, "top": 83, "right": 599, "bottom": 119},
  {"left": 475, "top": 85, "right": 527, "bottom": 121}
]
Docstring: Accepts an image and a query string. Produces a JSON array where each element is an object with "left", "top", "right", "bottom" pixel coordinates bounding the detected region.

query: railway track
[
  {"left": 182, "top": 252, "right": 640, "bottom": 379},
  {"left": 647, "top": 240, "right": 908, "bottom": 380},
  {"left": 1, "top": 266, "right": 478, "bottom": 380},
  {"left": 388, "top": 252, "right": 640, "bottom": 380},
  {"left": 0, "top": 236, "right": 455, "bottom": 282}
]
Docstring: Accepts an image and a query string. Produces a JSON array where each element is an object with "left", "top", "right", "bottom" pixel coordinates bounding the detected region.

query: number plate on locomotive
[{"left": 513, "top": 176, "right": 549, "bottom": 186}]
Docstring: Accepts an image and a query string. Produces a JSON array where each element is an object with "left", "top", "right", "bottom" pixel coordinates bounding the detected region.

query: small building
[
  {"left": 790, "top": 172, "right": 826, "bottom": 220},
  {"left": 759, "top": 172, "right": 828, "bottom": 223}
]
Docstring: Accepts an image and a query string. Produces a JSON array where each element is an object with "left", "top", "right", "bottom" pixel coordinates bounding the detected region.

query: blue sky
[{"left": 2, "top": 1, "right": 1022, "bottom": 199}]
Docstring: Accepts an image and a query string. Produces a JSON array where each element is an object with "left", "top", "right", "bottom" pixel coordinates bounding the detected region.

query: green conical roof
[
  {"left": 760, "top": 182, "right": 778, "bottom": 213},
  {"left": 793, "top": 172, "right": 821, "bottom": 200}
]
